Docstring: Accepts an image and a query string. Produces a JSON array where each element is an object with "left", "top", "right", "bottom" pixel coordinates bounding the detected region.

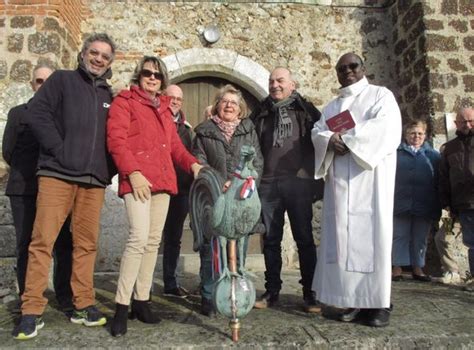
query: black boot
[
  {"left": 111, "top": 303, "right": 128, "bottom": 337},
  {"left": 200, "top": 298, "right": 217, "bottom": 318},
  {"left": 130, "top": 299, "right": 161, "bottom": 324}
]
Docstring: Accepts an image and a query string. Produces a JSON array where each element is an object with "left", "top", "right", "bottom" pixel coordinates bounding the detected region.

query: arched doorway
[{"left": 176, "top": 77, "right": 260, "bottom": 128}]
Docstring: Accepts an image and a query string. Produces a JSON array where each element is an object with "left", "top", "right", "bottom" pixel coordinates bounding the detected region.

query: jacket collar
[
  {"left": 399, "top": 141, "right": 430, "bottom": 155},
  {"left": 76, "top": 54, "right": 112, "bottom": 88},
  {"left": 258, "top": 91, "right": 306, "bottom": 118},
  {"left": 130, "top": 85, "right": 172, "bottom": 116}
]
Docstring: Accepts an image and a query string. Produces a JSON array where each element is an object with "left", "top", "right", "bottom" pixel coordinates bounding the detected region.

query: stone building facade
[{"left": 0, "top": 0, "right": 472, "bottom": 291}]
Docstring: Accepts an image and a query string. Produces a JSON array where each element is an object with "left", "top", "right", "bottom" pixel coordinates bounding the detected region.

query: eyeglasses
[
  {"left": 87, "top": 48, "right": 112, "bottom": 63},
  {"left": 35, "top": 78, "right": 45, "bottom": 85},
  {"left": 220, "top": 99, "right": 239, "bottom": 107},
  {"left": 170, "top": 96, "right": 183, "bottom": 102},
  {"left": 140, "top": 69, "right": 164, "bottom": 80},
  {"left": 336, "top": 63, "right": 360, "bottom": 74}
]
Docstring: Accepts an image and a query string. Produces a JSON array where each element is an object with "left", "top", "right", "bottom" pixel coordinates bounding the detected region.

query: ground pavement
[{"left": 1, "top": 259, "right": 473, "bottom": 349}]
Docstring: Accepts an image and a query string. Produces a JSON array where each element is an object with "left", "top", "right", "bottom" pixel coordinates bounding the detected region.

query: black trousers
[
  {"left": 9, "top": 195, "right": 73, "bottom": 306},
  {"left": 259, "top": 177, "right": 317, "bottom": 295},
  {"left": 162, "top": 193, "right": 189, "bottom": 291}
]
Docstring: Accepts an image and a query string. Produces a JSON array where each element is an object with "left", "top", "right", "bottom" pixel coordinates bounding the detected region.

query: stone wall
[
  {"left": 390, "top": 0, "right": 474, "bottom": 147},
  {"left": 0, "top": 0, "right": 86, "bottom": 175}
]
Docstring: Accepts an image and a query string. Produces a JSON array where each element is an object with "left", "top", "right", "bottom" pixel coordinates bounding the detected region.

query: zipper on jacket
[{"left": 86, "top": 79, "right": 100, "bottom": 183}]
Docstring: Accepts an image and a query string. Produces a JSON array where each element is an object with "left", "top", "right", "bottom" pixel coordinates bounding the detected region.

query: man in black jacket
[
  {"left": 439, "top": 107, "right": 474, "bottom": 291},
  {"left": 13, "top": 33, "right": 117, "bottom": 340},
  {"left": 250, "top": 67, "right": 323, "bottom": 312},
  {"left": 161, "top": 84, "right": 193, "bottom": 298},
  {"left": 3, "top": 63, "right": 73, "bottom": 313}
]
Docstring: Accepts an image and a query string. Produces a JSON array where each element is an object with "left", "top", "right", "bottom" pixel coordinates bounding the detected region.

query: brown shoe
[
  {"left": 303, "top": 291, "right": 322, "bottom": 313},
  {"left": 254, "top": 291, "right": 279, "bottom": 309},
  {"left": 304, "top": 302, "right": 322, "bottom": 313}
]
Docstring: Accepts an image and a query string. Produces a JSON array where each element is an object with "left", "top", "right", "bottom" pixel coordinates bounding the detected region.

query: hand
[
  {"left": 191, "top": 163, "right": 204, "bottom": 179},
  {"left": 128, "top": 171, "right": 152, "bottom": 203},
  {"left": 329, "top": 132, "right": 349, "bottom": 155},
  {"left": 445, "top": 206, "right": 457, "bottom": 220},
  {"left": 223, "top": 180, "right": 232, "bottom": 193}
]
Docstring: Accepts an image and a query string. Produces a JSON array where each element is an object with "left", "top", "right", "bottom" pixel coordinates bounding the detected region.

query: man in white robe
[{"left": 311, "top": 53, "right": 401, "bottom": 327}]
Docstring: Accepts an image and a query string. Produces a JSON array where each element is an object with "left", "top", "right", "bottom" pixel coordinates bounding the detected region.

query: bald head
[
  {"left": 335, "top": 52, "right": 365, "bottom": 88},
  {"left": 31, "top": 66, "right": 54, "bottom": 93},
  {"left": 269, "top": 67, "right": 296, "bottom": 102},
  {"left": 165, "top": 84, "right": 183, "bottom": 115},
  {"left": 455, "top": 107, "right": 474, "bottom": 135}
]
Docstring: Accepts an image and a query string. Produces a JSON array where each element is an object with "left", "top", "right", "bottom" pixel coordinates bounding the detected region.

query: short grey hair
[
  {"left": 33, "top": 61, "right": 56, "bottom": 74},
  {"left": 81, "top": 33, "right": 116, "bottom": 60},
  {"left": 211, "top": 84, "right": 248, "bottom": 119}
]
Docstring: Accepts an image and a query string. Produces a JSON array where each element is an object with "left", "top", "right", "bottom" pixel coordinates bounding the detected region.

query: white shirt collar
[{"left": 339, "top": 76, "right": 369, "bottom": 98}]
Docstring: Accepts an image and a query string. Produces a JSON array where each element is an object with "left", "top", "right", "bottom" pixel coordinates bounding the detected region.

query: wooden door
[{"left": 177, "top": 77, "right": 259, "bottom": 128}]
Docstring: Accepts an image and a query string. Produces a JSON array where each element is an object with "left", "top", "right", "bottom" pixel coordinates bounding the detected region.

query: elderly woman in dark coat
[
  {"left": 192, "top": 84, "right": 263, "bottom": 317},
  {"left": 392, "top": 119, "right": 441, "bottom": 281}
]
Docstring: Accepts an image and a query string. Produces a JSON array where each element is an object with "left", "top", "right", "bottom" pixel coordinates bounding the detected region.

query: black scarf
[{"left": 270, "top": 91, "right": 298, "bottom": 148}]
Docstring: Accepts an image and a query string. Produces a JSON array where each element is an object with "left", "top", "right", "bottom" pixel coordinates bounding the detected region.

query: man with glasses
[
  {"left": 12, "top": 33, "right": 117, "bottom": 340},
  {"left": 250, "top": 67, "right": 323, "bottom": 313},
  {"left": 3, "top": 63, "right": 73, "bottom": 315},
  {"left": 439, "top": 107, "right": 474, "bottom": 292},
  {"left": 311, "top": 52, "right": 401, "bottom": 327},
  {"left": 161, "top": 84, "right": 193, "bottom": 298}
]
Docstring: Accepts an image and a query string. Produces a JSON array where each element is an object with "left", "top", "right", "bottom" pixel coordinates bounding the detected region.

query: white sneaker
[
  {"left": 439, "top": 271, "right": 462, "bottom": 285},
  {"left": 464, "top": 279, "right": 474, "bottom": 292}
]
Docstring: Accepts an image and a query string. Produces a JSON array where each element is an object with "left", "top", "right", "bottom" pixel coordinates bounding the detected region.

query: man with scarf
[
  {"left": 439, "top": 107, "right": 474, "bottom": 292},
  {"left": 13, "top": 33, "right": 117, "bottom": 340},
  {"left": 250, "top": 67, "right": 323, "bottom": 313}
]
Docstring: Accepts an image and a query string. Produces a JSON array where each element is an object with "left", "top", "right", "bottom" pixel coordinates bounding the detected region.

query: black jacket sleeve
[
  {"left": 2, "top": 105, "right": 26, "bottom": 165},
  {"left": 27, "top": 71, "right": 64, "bottom": 157}
]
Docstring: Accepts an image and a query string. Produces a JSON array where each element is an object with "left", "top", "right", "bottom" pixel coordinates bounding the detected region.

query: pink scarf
[{"left": 211, "top": 114, "right": 241, "bottom": 142}]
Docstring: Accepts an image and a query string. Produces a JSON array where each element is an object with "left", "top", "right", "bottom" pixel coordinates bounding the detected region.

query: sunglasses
[
  {"left": 336, "top": 62, "right": 360, "bottom": 74},
  {"left": 140, "top": 69, "right": 164, "bottom": 80},
  {"left": 35, "top": 78, "right": 45, "bottom": 85}
]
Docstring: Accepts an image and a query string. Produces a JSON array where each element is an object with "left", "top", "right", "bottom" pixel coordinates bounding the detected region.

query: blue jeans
[
  {"left": 392, "top": 214, "right": 432, "bottom": 268},
  {"left": 162, "top": 193, "right": 189, "bottom": 291},
  {"left": 459, "top": 210, "right": 474, "bottom": 274},
  {"left": 259, "top": 177, "right": 316, "bottom": 294}
]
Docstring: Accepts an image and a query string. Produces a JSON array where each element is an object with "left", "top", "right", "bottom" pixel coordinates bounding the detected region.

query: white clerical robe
[{"left": 311, "top": 77, "right": 401, "bottom": 308}]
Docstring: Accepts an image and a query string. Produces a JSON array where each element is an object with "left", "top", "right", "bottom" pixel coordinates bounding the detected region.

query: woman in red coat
[{"left": 107, "top": 56, "right": 202, "bottom": 337}]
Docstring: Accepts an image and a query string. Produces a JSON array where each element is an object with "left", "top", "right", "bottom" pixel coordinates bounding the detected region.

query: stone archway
[{"left": 162, "top": 48, "right": 269, "bottom": 101}]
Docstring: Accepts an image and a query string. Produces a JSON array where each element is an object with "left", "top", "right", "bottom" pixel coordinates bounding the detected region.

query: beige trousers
[{"left": 115, "top": 193, "right": 170, "bottom": 305}]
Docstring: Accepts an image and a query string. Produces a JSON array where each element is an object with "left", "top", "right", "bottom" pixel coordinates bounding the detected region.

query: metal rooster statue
[{"left": 190, "top": 145, "right": 261, "bottom": 342}]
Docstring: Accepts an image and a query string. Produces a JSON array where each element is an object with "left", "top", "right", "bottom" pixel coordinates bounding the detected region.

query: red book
[{"left": 326, "top": 110, "right": 355, "bottom": 132}]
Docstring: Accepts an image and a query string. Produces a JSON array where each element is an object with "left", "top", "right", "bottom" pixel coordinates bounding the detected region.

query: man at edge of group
[
  {"left": 311, "top": 52, "right": 401, "bottom": 327},
  {"left": 12, "top": 33, "right": 117, "bottom": 340},
  {"left": 250, "top": 67, "right": 323, "bottom": 313},
  {"left": 2, "top": 63, "right": 73, "bottom": 314},
  {"left": 161, "top": 84, "right": 194, "bottom": 298},
  {"left": 439, "top": 107, "right": 474, "bottom": 292}
]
